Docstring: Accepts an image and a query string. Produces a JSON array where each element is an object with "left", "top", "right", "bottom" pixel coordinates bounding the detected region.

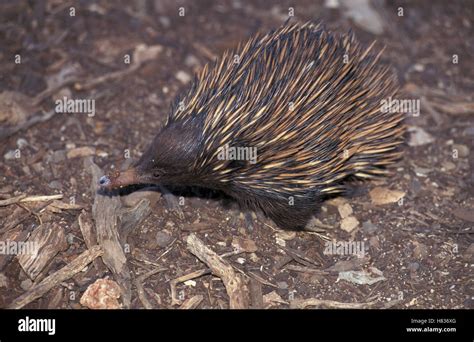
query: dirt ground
[{"left": 0, "top": 0, "right": 473, "bottom": 309}]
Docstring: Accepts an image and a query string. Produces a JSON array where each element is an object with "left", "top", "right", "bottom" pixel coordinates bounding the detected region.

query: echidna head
[{"left": 99, "top": 119, "right": 203, "bottom": 190}]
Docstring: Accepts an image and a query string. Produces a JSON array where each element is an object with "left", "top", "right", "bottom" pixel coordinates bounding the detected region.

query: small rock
[
  {"left": 16, "top": 138, "right": 28, "bottom": 149},
  {"left": 184, "top": 280, "right": 196, "bottom": 287},
  {"left": 155, "top": 230, "right": 172, "bottom": 248},
  {"left": 184, "top": 54, "right": 200, "bottom": 68},
  {"left": 277, "top": 281, "right": 288, "bottom": 290},
  {"left": 412, "top": 63, "right": 425, "bottom": 72},
  {"left": 408, "top": 126, "right": 434, "bottom": 146},
  {"left": 51, "top": 150, "right": 67, "bottom": 163},
  {"left": 441, "top": 161, "right": 456, "bottom": 172},
  {"left": 362, "top": 220, "right": 378, "bottom": 234},
  {"left": 175, "top": 70, "right": 191, "bottom": 84},
  {"left": 324, "top": 0, "right": 340, "bottom": 8},
  {"left": 66, "top": 233, "right": 75, "bottom": 245},
  {"left": 236, "top": 257, "right": 246, "bottom": 264},
  {"left": 4, "top": 150, "right": 18, "bottom": 160},
  {"left": 337, "top": 203, "right": 353, "bottom": 219},
  {"left": 67, "top": 146, "right": 95, "bottom": 159},
  {"left": 48, "top": 180, "right": 62, "bottom": 190},
  {"left": 452, "top": 144, "right": 469, "bottom": 158},
  {"left": 80, "top": 278, "right": 122, "bottom": 309},
  {"left": 340, "top": 216, "right": 359, "bottom": 232},
  {"left": 159, "top": 16, "right": 170, "bottom": 28}
]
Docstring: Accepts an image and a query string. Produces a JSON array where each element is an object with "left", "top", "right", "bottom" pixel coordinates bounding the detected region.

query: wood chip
[
  {"left": 17, "top": 222, "right": 67, "bottom": 280},
  {"left": 8, "top": 245, "right": 103, "bottom": 309},
  {"left": 369, "top": 187, "right": 405, "bottom": 205}
]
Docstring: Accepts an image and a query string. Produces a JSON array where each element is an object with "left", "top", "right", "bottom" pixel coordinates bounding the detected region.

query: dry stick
[
  {"left": 75, "top": 64, "right": 140, "bottom": 91},
  {"left": 186, "top": 234, "right": 250, "bottom": 309},
  {"left": 290, "top": 298, "right": 377, "bottom": 309},
  {"left": 0, "top": 194, "right": 63, "bottom": 207},
  {"left": 170, "top": 268, "right": 211, "bottom": 306},
  {"left": 8, "top": 245, "right": 103, "bottom": 309}
]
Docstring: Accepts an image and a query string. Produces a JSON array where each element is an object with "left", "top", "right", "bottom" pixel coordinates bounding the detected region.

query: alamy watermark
[
  {"left": 0, "top": 240, "right": 37, "bottom": 256},
  {"left": 55, "top": 96, "right": 95, "bottom": 117},
  {"left": 381, "top": 96, "right": 420, "bottom": 117},
  {"left": 323, "top": 240, "right": 366, "bottom": 258},
  {"left": 217, "top": 144, "right": 257, "bottom": 164}
]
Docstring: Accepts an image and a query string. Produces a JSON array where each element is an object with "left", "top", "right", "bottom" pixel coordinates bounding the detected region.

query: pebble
[
  {"left": 155, "top": 230, "right": 173, "bottom": 248},
  {"left": 48, "top": 180, "right": 62, "bottom": 190},
  {"left": 452, "top": 144, "right": 469, "bottom": 158},
  {"left": 340, "top": 216, "right": 359, "bottom": 232},
  {"left": 175, "top": 70, "right": 192, "bottom": 84},
  {"left": 16, "top": 138, "right": 28, "bottom": 149},
  {"left": 408, "top": 126, "right": 434, "bottom": 146},
  {"left": 52, "top": 150, "right": 67, "bottom": 163},
  {"left": 184, "top": 54, "right": 200, "bottom": 68}
]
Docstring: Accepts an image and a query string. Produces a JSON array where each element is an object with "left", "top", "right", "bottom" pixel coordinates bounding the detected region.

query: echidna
[{"left": 99, "top": 22, "right": 405, "bottom": 230}]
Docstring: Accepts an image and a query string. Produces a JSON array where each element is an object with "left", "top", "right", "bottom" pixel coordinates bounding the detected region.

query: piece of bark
[
  {"left": 119, "top": 198, "right": 151, "bottom": 243},
  {"left": 0, "top": 225, "right": 30, "bottom": 271},
  {"left": 186, "top": 234, "right": 249, "bottom": 309},
  {"left": 179, "top": 295, "right": 204, "bottom": 309},
  {"left": 17, "top": 222, "right": 67, "bottom": 280},
  {"left": 78, "top": 210, "right": 97, "bottom": 248},
  {"left": 86, "top": 158, "right": 131, "bottom": 308},
  {"left": 8, "top": 245, "right": 103, "bottom": 309},
  {"left": 249, "top": 278, "right": 263, "bottom": 309},
  {"left": 78, "top": 210, "right": 104, "bottom": 272}
]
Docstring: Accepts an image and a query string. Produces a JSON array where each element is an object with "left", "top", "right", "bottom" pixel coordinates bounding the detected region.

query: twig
[
  {"left": 187, "top": 234, "right": 249, "bottom": 309},
  {"left": 290, "top": 298, "right": 377, "bottom": 309},
  {"left": 0, "top": 194, "right": 63, "bottom": 206},
  {"left": 170, "top": 268, "right": 211, "bottom": 306},
  {"left": 8, "top": 246, "right": 103, "bottom": 309}
]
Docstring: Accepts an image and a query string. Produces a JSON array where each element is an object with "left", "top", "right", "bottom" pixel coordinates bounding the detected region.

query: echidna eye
[{"left": 152, "top": 170, "right": 163, "bottom": 178}]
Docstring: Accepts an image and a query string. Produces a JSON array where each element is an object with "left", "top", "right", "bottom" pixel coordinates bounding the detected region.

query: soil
[{"left": 0, "top": 0, "right": 472, "bottom": 309}]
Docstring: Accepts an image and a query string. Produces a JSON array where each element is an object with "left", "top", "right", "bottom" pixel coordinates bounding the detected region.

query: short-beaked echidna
[{"left": 99, "top": 22, "right": 405, "bottom": 230}]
